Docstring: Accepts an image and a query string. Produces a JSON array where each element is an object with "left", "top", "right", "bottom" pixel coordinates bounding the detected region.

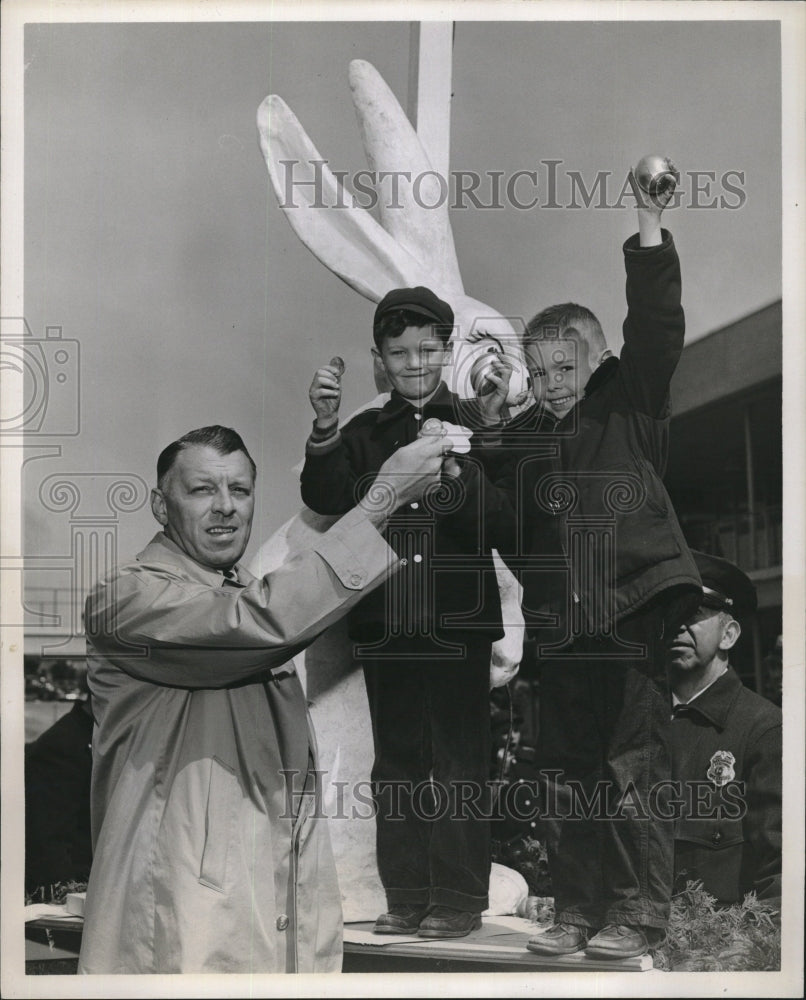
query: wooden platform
[
  {"left": 25, "top": 913, "right": 83, "bottom": 974},
  {"left": 24, "top": 910, "right": 653, "bottom": 974},
  {"left": 343, "top": 916, "right": 653, "bottom": 973}
]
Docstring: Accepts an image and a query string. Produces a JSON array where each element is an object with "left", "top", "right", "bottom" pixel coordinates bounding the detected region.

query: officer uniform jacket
[
  {"left": 79, "top": 513, "right": 399, "bottom": 974},
  {"left": 671, "top": 665, "right": 782, "bottom": 903},
  {"left": 300, "top": 382, "right": 505, "bottom": 648}
]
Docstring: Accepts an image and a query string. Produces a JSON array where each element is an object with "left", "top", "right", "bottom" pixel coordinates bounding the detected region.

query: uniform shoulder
[{"left": 732, "top": 682, "right": 782, "bottom": 737}]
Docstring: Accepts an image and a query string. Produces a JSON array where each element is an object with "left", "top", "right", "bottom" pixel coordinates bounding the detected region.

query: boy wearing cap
[
  {"left": 667, "top": 550, "right": 782, "bottom": 905},
  {"left": 301, "top": 286, "right": 504, "bottom": 939}
]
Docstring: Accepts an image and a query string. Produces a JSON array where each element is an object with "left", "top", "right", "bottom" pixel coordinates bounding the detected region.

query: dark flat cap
[
  {"left": 692, "top": 549, "right": 757, "bottom": 618},
  {"left": 374, "top": 286, "right": 454, "bottom": 329}
]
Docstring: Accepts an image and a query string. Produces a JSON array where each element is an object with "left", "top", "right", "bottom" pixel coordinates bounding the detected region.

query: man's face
[
  {"left": 373, "top": 324, "right": 448, "bottom": 402},
  {"left": 524, "top": 329, "right": 598, "bottom": 417},
  {"left": 151, "top": 445, "right": 255, "bottom": 570},
  {"left": 665, "top": 605, "right": 738, "bottom": 674}
]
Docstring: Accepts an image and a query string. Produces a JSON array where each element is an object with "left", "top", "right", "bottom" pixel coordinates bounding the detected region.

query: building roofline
[
  {"left": 671, "top": 300, "right": 782, "bottom": 415},
  {"left": 688, "top": 299, "right": 781, "bottom": 346}
]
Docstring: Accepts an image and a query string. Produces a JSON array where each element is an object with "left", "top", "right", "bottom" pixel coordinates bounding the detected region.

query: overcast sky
[{"left": 19, "top": 14, "right": 782, "bottom": 578}]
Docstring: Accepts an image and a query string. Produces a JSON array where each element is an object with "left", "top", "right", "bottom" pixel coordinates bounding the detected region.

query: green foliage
[
  {"left": 496, "top": 836, "right": 781, "bottom": 973},
  {"left": 492, "top": 835, "right": 553, "bottom": 896},
  {"left": 652, "top": 881, "right": 781, "bottom": 972},
  {"left": 25, "top": 879, "right": 88, "bottom": 907}
]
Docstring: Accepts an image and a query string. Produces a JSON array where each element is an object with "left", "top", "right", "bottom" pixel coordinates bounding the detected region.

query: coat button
[
  {"left": 400, "top": 558, "right": 408, "bottom": 566},
  {"left": 276, "top": 914, "right": 289, "bottom": 931},
  {"left": 413, "top": 554, "right": 422, "bottom": 563},
  {"left": 712, "top": 831, "right": 722, "bottom": 845},
  {"left": 349, "top": 574, "right": 362, "bottom": 587},
  {"left": 410, "top": 502, "right": 419, "bottom": 509}
]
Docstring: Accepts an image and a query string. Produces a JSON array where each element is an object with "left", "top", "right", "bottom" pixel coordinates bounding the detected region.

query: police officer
[{"left": 666, "top": 550, "right": 782, "bottom": 905}]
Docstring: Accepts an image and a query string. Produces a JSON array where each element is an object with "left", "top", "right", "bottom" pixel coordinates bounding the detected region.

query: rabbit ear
[
  {"left": 257, "top": 95, "right": 429, "bottom": 302},
  {"left": 349, "top": 60, "right": 464, "bottom": 298}
]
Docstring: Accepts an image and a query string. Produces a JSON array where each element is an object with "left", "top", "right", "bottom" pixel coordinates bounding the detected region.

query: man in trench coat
[{"left": 77, "top": 424, "right": 448, "bottom": 974}]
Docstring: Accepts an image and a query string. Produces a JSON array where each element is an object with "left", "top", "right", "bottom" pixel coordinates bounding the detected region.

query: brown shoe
[
  {"left": 417, "top": 906, "right": 482, "bottom": 938},
  {"left": 584, "top": 924, "right": 649, "bottom": 959},
  {"left": 373, "top": 904, "right": 430, "bottom": 934},
  {"left": 526, "top": 921, "right": 589, "bottom": 956}
]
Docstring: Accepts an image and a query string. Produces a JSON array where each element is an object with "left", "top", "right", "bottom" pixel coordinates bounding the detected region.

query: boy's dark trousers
[
  {"left": 536, "top": 599, "right": 683, "bottom": 931},
  {"left": 361, "top": 637, "right": 492, "bottom": 914}
]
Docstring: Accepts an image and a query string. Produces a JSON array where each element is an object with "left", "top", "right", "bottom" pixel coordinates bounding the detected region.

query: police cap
[{"left": 692, "top": 549, "right": 757, "bottom": 619}]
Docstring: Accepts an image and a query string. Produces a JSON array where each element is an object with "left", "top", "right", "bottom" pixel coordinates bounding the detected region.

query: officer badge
[{"left": 707, "top": 750, "right": 736, "bottom": 788}]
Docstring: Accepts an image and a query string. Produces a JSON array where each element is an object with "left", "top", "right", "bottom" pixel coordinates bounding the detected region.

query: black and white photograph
[{"left": 1, "top": 1, "right": 803, "bottom": 996}]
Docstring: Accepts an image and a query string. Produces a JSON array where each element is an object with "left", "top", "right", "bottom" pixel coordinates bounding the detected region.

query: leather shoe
[
  {"left": 584, "top": 924, "right": 649, "bottom": 959},
  {"left": 417, "top": 906, "right": 482, "bottom": 938},
  {"left": 373, "top": 904, "right": 430, "bottom": 935},
  {"left": 526, "top": 921, "right": 589, "bottom": 956}
]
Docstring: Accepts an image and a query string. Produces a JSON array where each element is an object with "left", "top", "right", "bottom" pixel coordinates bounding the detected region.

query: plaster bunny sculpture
[
  {"left": 257, "top": 59, "right": 532, "bottom": 402},
  {"left": 249, "top": 59, "right": 530, "bottom": 920}
]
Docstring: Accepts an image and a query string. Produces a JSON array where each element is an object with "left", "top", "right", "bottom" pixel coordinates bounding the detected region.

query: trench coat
[{"left": 78, "top": 508, "right": 398, "bottom": 974}]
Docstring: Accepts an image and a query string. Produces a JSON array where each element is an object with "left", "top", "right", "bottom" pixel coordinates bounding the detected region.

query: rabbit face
[
  {"left": 371, "top": 325, "right": 450, "bottom": 402},
  {"left": 447, "top": 305, "right": 533, "bottom": 409}
]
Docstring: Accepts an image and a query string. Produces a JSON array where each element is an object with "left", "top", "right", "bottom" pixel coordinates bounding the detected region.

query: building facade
[{"left": 666, "top": 300, "right": 782, "bottom": 700}]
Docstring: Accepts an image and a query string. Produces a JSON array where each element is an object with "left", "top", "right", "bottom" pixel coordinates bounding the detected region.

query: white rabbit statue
[{"left": 250, "top": 59, "right": 529, "bottom": 921}]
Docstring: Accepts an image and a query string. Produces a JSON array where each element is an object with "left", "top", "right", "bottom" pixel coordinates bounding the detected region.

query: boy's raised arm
[{"left": 620, "top": 158, "right": 685, "bottom": 418}]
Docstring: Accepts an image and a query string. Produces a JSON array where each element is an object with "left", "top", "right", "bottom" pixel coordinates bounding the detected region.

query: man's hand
[
  {"left": 309, "top": 357, "right": 344, "bottom": 430},
  {"left": 358, "top": 434, "right": 449, "bottom": 528},
  {"left": 419, "top": 417, "right": 471, "bottom": 478}
]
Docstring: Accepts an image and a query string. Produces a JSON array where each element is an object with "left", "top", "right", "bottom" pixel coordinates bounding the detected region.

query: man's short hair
[
  {"left": 156, "top": 426, "right": 257, "bottom": 487},
  {"left": 524, "top": 303, "right": 607, "bottom": 358}
]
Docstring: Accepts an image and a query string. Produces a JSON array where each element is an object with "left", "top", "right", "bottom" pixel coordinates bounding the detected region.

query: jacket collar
[
  {"left": 673, "top": 665, "right": 743, "bottom": 729},
  {"left": 554, "top": 357, "right": 620, "bottom": 427},
  {"left": 510, "top": 401, "right": 559, "bottom": 432},
  {"left": 583, "top": 355, "right": 620, "bottom": 398},
  {"left": 137, "top": 531, "right": 255, "bottom": 587},
  {"left": 376, "top": 381, "right": 454, "bottom": 424}
]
